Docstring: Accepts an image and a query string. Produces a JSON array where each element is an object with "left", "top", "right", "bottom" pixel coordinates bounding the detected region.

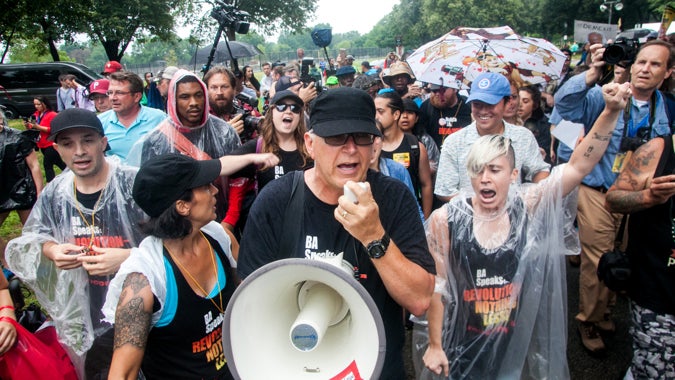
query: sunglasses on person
[
  {"left": 323, "top": 133, "right": 375, "bottom": 146},
  {"left": 273, "top": 103, "right": 302, "bottom": 114}
]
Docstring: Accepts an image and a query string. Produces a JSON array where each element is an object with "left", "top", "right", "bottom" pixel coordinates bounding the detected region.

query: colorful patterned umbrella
[{"left": 407, "top": 26, "right": 567, "bottom": 87}]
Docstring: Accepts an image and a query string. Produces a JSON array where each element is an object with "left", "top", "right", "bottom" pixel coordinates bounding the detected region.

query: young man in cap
[
  {"left": 435, "top": 72, "right": 550, "bottom": 202},
  {"left": 155, "top": 65, "right": 180, "bottom": 112},
  {"left": 238, "top": 87, "right": 435, "bottom": 380},
  {"left": 101, "top": 60, "right": 123, "bottom": 77},
  {"left": 5, "top": 108, "right": 148, "bottom": 379},
  {"left": 97, "top": 71, "right": 166, "bottom": 161},
  {"left": 89, "top": 79, "right": 112, "bottom": 113},
  {"left": 336, "top": 65, "right": 356, "bottom": 87}
]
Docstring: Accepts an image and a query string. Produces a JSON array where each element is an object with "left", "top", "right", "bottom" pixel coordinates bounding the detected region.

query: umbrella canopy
[
  {"left": 407, "top": 26, "right": 567, "bottom": 87},
  {"left": 193, "top": 41, "right": 263, "bottom": 64}
]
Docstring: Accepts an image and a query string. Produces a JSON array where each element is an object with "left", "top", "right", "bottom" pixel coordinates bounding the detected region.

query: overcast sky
[{"left": 311, "top": 0, "right": 399, "bottom": 35}]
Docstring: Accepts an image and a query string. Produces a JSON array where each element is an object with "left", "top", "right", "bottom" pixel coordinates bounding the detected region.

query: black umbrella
[{"left": 193, "top": 41, "right": 263, "bottom": 64}]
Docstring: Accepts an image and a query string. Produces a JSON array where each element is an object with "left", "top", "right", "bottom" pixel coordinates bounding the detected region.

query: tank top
[
  {"left": 445, "top": 199, "right": 526, "bottom": 378},
  {"left": 141, "top": 234, "right": 236, "bottom": 380}
]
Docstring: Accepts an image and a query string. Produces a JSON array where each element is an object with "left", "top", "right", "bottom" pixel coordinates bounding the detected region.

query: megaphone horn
[{"left": 223, "top": 258, "right": 386, "bottom": 379}]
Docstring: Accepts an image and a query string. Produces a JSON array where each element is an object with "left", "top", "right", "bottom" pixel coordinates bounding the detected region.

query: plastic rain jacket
[
  {"left": 5, "top": 158, "right": 147, "bottom": 372},
  {"left": 419, "top": 165, "right": 579, "bottom": 379}
]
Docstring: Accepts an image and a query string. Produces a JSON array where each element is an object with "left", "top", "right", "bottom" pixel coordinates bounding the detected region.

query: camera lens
[{"left": 603, "top": 44, "right": 627, "bottom": 65}]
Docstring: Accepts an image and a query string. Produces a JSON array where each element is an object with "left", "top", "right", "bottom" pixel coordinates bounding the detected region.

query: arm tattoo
[
  {"left": 113, "top": 273, "right": 152, "bottom": 350},
  {"left": 583, "top": 145, "right": 594, "bottom": 158},
  {"left": 591, "top": 132, "right": 611, "bottom": 142}
]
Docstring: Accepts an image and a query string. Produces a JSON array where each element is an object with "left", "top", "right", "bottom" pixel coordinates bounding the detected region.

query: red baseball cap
[
  {"left": 102, "top": 61, "right": 123, "bottom": 74},
  {"left": 89, "top": 79, "right": 109, "bottom": 97}
]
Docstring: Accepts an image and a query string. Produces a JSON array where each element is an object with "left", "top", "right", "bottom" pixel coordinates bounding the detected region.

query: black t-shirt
[
  {"left": 419, "top": 95, "right": 472, "bottom": 148},
  {"left": 381, "top": 134, "right": 421, "bottom": 203},
  {"left": 232, "top": 138, "right": 313, "bottom": 191},
  {"left": 238, "top": 170, "right": 435, "bottom": 380},
  {"left": 626, "top": 136, "right": 675, "bottom": 315}
]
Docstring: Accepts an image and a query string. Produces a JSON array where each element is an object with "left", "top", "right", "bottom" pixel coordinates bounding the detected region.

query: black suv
[{"left": 0, "top": 62, "right": 102, "bottom": 119}]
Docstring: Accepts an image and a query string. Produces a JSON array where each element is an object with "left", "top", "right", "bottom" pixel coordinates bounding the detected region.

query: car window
[
  {"left": 23, "top": 69, "right": 61, "bottom": 89},
  {"left": 0, "top": 69, "right": 23, "bottom": 89}
]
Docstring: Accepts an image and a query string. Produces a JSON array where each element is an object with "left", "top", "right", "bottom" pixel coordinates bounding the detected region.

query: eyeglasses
[
  {"left": 323, "top": 133, "right": 375, "bottom": 146},
  {"left": 273, "top": 104, "right": 302, "bottom": 114},
  {"left": 105, "top": 90, "right": 134, "bottom": 97}
]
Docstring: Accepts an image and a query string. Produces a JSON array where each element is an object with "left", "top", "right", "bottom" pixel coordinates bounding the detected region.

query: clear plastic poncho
[
  {"left": 417, "top": 164, "right": 578, "bottom": 379},
  {"left": 125, "top": 70, "right": 241, "bottom": 167},
  {"left": 5, "top": 158, "right": 147, "bottom": 374}
]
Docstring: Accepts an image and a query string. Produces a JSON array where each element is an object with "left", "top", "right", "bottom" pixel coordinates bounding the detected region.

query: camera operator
[
  {"left": 275, "top": 75, "right": 318, "bottom": 112},
  {"left": 204, "top": 66, "right": 262, "bottom": 144},
  {"left": 554, "top": 39, "right": 674, "bottom": 354}
]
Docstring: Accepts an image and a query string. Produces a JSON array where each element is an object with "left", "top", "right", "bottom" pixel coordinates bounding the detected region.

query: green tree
[{"left": 85, "top": 0, "right": 181, "bottom": 61}]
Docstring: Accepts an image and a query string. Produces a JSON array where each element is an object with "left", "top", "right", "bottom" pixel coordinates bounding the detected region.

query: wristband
[{"left": 0, "top": 305, "right": 15, "bottom": 312}]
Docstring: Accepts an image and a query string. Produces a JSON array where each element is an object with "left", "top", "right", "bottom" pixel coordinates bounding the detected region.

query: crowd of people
[{"left": 0, "top": 32, "right": 673, "bottom": 380}]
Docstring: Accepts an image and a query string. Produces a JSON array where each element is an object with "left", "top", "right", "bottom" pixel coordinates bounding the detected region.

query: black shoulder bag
[{"left": 597, "top": 215, "right": 630, "bottom": 292}]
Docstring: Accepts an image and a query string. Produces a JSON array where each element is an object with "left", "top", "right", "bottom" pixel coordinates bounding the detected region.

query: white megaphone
[{"left": 222, "top": 256, "right": 385, "bottom": 380}]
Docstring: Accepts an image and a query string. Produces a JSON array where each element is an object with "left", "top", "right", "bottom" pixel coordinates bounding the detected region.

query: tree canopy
[{"left": 2, "top": 0, "right": 672, "bottom": 65}]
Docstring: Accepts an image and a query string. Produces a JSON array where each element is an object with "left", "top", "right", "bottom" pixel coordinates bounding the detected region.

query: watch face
[
  {"left": 367, "top": 233, "right": 390, "bottom": 259},
  {"left": 368, "top": 244, "right": 386, "bottom": 259}
]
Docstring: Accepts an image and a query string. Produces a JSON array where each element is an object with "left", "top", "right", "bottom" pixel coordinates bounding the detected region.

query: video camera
[
  {"left": 234, "top": 92, "right": 263, "bottom": 143},
  {"left": 300, "top": 58, "right": 323, "bottom": 94},
  {"left": 211, "top": 0, "right": 250, "bottom": 34}
]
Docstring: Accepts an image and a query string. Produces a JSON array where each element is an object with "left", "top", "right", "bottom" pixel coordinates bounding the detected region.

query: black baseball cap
[
  {"left": 48, "top": 108, "right": 105, "bottom": 141},
  {"left": 133, "top": 154, "right": 222, "bottom": 218},
  {"left": 309, "top": 87, "right": 381, "bottom": 138},
  {"left": 275, "top": 76, "right": 302, "bottom": 92},
  {"left": 402, "top": 98, "right": 420, "bottom": 114},
  {"left": 270, "top": 90, "right": 304, "bottom": 107}
]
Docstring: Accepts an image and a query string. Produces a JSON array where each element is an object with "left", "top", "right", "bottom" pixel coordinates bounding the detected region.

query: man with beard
[
  {"left": 418, "top": 81, "right": 472, "bottom": 148},
  {"left": 203, "top": 66, "right": 247, "bottom": 139},
  {"left": 127, "top": 70, "right": 260, "bottom": 223}
]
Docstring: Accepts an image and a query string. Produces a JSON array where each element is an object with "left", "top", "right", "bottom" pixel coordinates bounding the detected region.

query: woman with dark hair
[
  {"left": 224, "top": 90, "right": 313, "bottom": 234},
  {"left": 242, "top": 65, "right": 260, "bottom": 98},
  {"left": 24, "top": 95, "right": 65, "bottom": 181},
  {"left": 104, "top": 154, "right": 244, "bottom": 380},
  {"left": 518, "top": 85, "right": 552, "bottom": 164}
]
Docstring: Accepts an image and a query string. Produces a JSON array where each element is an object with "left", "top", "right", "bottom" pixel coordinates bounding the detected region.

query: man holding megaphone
[{"left": 238, "top": 87, "right": 436, "bottom": 380}]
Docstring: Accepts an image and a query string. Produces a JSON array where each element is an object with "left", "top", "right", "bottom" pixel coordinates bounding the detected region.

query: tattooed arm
[
  {"left": 108, "top": 272, "right": 154, "bottom": 380},
  {"left": 606, "top": 138, "right": 675, "bottom": 213},
  {"left": 561, "top": 82, "right": 631, "bottom": 196}
]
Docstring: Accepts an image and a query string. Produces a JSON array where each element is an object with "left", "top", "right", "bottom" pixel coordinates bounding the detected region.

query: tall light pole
[{"left": 600, "top": 0, "right": 624, "bottom": 24}]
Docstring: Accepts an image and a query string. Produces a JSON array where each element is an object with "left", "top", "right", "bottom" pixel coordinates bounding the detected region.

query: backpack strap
[
  {"left": 278, "top": 171, "right": 305, "bottom": 258},
  {"left": 404, "top": 133, "right": 420, "bottom": 165}
]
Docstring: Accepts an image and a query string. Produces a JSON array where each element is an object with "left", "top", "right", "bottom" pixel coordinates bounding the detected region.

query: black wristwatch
[{"left": 366, "top": 233, "right": 390, "bottom": 259}]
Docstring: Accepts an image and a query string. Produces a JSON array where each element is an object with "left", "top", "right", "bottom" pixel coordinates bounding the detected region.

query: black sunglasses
[
  {"left": 273, "top": 104, "right": 302, "bottom": 114},
  {"left": 323, "top": 133, "right": 375, "bottom": 146}
]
